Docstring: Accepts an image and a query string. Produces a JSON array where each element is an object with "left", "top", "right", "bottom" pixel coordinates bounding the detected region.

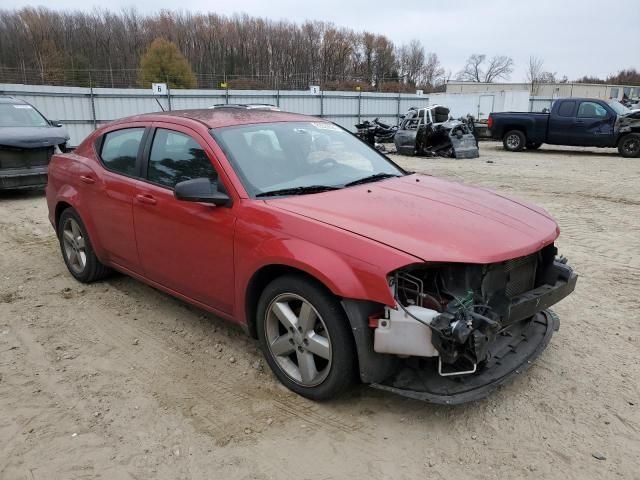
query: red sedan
[{"left": 46, "top": 107, "right": 577, "bottom": 404}]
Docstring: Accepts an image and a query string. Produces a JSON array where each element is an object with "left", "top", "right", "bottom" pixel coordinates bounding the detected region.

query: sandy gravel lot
[{"left": 1, "top": 141, "right": 639, "bottom": 480}]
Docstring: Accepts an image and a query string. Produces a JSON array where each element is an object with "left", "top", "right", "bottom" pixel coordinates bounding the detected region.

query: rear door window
[
  {"left": 147, "top": 129, "right": 218, "bottom": 189},
  {"left": 557, "top": 101, "right": 576, "bottom": 117},
  {"left": 100, "top": 128, "right": 145, "bottom": 176}
]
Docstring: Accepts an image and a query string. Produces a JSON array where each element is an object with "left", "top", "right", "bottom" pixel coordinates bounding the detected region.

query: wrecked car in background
[
  {"left": 0, "top": 96, "right": 70, "bottom": 190},
  {"left": 355, "top": 117, "right": 398, "bottom": 149},
  {"left": 394, "top": 106, "right": 479, "bottom": 159}
]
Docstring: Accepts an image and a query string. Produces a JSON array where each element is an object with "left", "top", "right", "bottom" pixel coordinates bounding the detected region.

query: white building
[{"left": 446, "top": 81, "right": 640, "bottom": 101}]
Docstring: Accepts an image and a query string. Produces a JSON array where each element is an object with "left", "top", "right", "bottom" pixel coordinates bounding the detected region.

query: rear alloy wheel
[
  {"left": 58, "top": 208, "right": 111, "bottom": 283},
  {"left": 618, "top": 133, "right": 640, "bottom": 158},
  {"left": 257, "top": 275, "right": 356, "bottom": 400},
  {"left": 503, "top": 130, "right": 526, "bottom": 152}
]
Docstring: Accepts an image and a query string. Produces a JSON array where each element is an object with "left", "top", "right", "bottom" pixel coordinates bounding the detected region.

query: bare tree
[
  {"left": 457, "top": 54, "right": 485, "bottom": 82},
  {"left": 0, "top": 7, "right": 423, "bottom": 90},
  {"left": 422, "top": 53, "right": 445, "bottom": 90},
  {"left": 398, "top": 39, "right": 424, "bottom": 86},
  {"left": 483, "top": 55, "right": 514, "bottom": 82},
  {"left": 526, "top": 56, "right": 544, "bottom": 84},
  {"left": 526, "top": 56, "right": 559, "bottom": 94},
  {"left": 526, "top": 55, "right": 544, "bottom": 94},
  {"left": 457, "top": 53, "right": 514, "bottom": 83}
]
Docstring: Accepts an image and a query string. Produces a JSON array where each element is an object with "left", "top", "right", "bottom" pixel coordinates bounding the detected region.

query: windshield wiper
[
  {"left": 344, "top": 172, "right": 401, "bottom": 187},
  {"left": 255, "top": 185, "right": 341, "bottom": 198}
]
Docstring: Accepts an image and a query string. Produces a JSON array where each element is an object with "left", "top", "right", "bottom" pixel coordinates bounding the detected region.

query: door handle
[
  {"left": 135, "top": 194, "right": 157, "bottom": 205},
  {"left": 80, "top": 175, "right": 95, "bottom": 184}
]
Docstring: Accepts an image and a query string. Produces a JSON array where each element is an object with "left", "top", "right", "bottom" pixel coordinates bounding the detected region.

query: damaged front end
[
  {"left": 0, "top": 129, "right": 69, "bottom": 190},
  {"left": 394, "top": 106, "right": 479, "bottom": 159},
  {"left": 371, "top": 244, "right": 577, "bottom": 404}
]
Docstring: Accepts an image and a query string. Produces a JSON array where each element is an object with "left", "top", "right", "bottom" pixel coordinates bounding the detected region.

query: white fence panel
[{"left": 0, "top": 83, "right": 534, "bottom": 145}]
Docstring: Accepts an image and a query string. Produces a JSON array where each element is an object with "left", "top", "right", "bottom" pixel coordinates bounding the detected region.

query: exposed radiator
[{"left": 504, "top": 253, "right": 538, "bottom": 297}]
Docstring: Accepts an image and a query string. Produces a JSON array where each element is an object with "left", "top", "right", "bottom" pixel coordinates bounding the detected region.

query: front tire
[
  {"left": 503, "top": 130, "right": 526, "bottom": 152},
  {"left": 618, "top": 133, "right": 640, "bottom": 158},
  {"left": 58, "top": 208, "right": 111, "bottom": 283},
  {"left": 256, "top": 274, "right": 357, "bottom": 401}
]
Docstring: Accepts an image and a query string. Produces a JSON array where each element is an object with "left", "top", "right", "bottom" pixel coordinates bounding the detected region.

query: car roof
[{"left": 113, "top": 107, "right": 319, "bottom": 129}]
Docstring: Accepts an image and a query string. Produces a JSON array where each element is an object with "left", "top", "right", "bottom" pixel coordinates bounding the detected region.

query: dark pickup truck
[{"left": 488, "top": 98, "right": 640, "bottom": 158}]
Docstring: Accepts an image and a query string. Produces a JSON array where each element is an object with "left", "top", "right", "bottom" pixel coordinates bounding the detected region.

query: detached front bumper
[
  {"left": 372, "top": 310, "right": 560, "bottom": 404},
  {"left": 372, "top": 264, "right": 577, "bottom": 405}
]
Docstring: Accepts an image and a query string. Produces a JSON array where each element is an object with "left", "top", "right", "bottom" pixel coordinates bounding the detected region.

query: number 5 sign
[{"left": 152, "top": 83, "right": 167, "bottom": 95}]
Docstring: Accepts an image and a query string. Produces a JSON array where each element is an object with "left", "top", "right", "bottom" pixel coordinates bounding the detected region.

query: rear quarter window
[{"left": 99, "top": 128, "right": 145, "bottom": 176}]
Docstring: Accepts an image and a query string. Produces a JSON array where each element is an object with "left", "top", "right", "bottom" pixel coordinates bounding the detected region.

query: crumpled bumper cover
[{"left": 372, "top": 309, "right": 561, "bottom": 405}]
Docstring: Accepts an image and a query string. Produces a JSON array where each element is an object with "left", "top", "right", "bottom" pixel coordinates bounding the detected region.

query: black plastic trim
[{"left": 371, "top": 309, "right": 560, "bottom": 405}]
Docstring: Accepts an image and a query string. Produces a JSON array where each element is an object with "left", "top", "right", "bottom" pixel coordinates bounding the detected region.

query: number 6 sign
[{"left": 152, "top": 83, "right": 167, "bottom": 95}]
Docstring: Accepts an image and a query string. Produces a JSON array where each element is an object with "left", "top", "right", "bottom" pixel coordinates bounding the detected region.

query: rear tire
[
  {"left": 526, "top": 142, "right": 542, "bottom": 150},
  {"left": 503, "top": 130, "right": 526, "bottom": 152},
  {"left": 618, "top": 133, "right": 640, "bottom": 158},
  {"left": 58, "top": 208, "right": 111, "bottom": 283},
  {"left": 256, "top": 274, "right": 357, "bottom": 401}
]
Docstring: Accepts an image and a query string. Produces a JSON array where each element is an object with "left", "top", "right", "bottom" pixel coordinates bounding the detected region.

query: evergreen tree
[{"left": 137, "top": 38, "right": 196, "bottom": 89}]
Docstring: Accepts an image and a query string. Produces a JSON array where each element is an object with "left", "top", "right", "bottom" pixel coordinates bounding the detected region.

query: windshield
[
  {"left": 212, "top": 122, "right": 405, "bottom": 197},
  {"left": 607, "top": 100, "right": 631, "bottom": 115},
  {"left": 0, "top": 103, "right": 49, "bottom": 127}
]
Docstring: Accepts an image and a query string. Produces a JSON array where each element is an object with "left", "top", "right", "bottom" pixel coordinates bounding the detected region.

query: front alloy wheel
[
  {"left": 265, "top": 293, "right": 332, "bottom": 386},
  {"left": 257, "top": 275, "right": 356, "bottom": 400},
  {"left": 619, "top": 133, "right": 640, "bottom": 158}
]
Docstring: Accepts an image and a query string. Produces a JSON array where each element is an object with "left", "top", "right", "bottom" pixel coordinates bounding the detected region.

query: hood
[
  {"left": 266, "top": 175, "right": 559, "bottom": 264},
  {"left": 0, "top": 126, "right": 70, "bottom": 149}
]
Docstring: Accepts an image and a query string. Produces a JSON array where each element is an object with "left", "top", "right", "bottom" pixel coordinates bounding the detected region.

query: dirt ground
[{"left": 1, "top": 141, "right": 639, "bottom": 480}]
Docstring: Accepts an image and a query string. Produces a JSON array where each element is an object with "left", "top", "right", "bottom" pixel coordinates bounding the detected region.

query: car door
[
  {"left": 394, "top": 110, "right": 421, "bottom": 154},
  {"left": 88, "top": 125, "right": 149, "bottom": 272},
  {"left": 548, "top": 100, "right": 577, "bottom": 145},
  {"left": 132, "top": 124, "right": 236, "bottom": 314},
  {"left": 573, "top": 101, "right": 615, "bottom": 146}
]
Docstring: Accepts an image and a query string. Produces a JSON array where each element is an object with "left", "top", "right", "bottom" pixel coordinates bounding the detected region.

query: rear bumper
[
  {"left": 372, "top": 309, "right": 560, "bottom": 405},
  {"left": 0, "top": 166, "right": 48, "bottom": 190}
]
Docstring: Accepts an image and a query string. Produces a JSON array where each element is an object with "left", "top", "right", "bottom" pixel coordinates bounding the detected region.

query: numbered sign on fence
[
  {"left": 309, "top": 85, "right": 320, "bottom": 95},
  {"left": 152, "top": 83, "right": 167, "bottom": 95}
]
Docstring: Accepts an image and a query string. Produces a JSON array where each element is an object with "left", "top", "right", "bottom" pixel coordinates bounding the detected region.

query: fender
[
  {"left": 237, "top": 236, "right": 393, "bottom": 310},
  {"left": 236, "top": 236, "right": 416, "bottom": 384}
]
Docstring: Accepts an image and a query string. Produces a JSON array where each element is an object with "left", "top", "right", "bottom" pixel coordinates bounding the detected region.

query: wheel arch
[
  {"left": 51, "top": 188, "right": 108, "bottom": 262},
  {"left": 502, "top": 125, "right": 527, "bottom": 140},
  {"left": 244, "top": 264, "right": 327, "bottom": 338},
  {"left": 244, "top": 263, "right": 397, "bottom": 384},
  {"left": 54, "top": 200, "right": 73, "bottom": 232}
]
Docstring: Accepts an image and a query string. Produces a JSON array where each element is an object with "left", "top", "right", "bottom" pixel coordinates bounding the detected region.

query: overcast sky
[{"left": 4, "top": 0, "right": 637, "bottom": 81}]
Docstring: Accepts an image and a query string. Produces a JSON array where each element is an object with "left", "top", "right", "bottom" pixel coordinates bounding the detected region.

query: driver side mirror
[
  {"left": 49, "top": 120, "right": 63, "bottom": 127},
  {"left": 174, "top": 178, "right": 231, "bottom": 207}
]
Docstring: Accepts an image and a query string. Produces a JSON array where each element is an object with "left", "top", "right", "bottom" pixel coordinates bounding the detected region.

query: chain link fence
[{"left": 0, "top": 66, "right": 443, "bottom": 93}]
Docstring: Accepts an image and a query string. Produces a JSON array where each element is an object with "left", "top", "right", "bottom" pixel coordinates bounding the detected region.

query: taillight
[{"left": 487, "top": 115, "right": 493, "bottom": 129}]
